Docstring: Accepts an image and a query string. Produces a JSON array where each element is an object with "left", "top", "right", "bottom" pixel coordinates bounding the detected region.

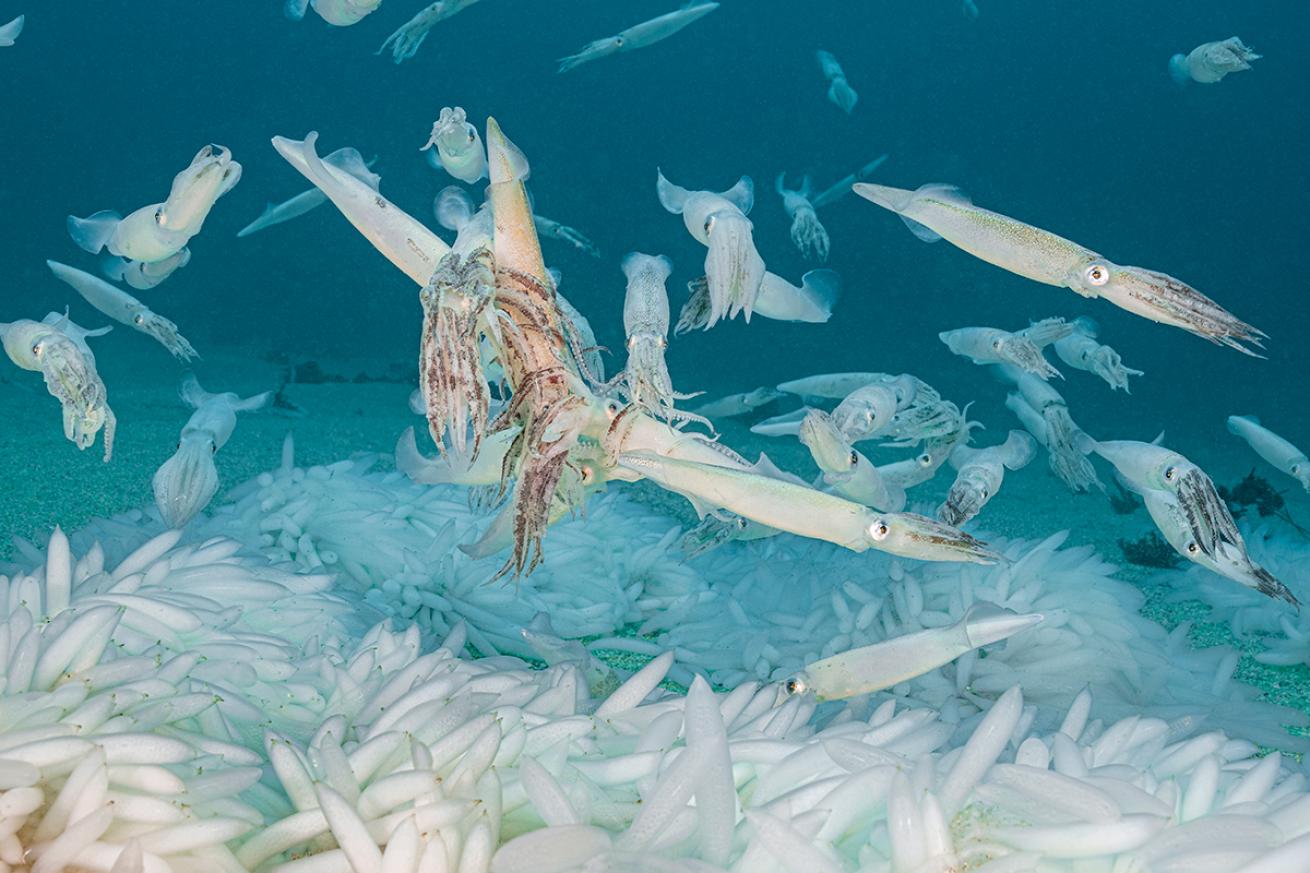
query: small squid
[
  {"left": 937, "top": 430, "right": 1037, "bottom": 527},
  {"left": 1228, "top": 415, "right": 1310, "bottom": 494},
  {"left": 676, "top": 268, "right": 838, "bottom": 332},
  {"left": 811, "top": 154, "right": 888, "bottom": 209},
  {"left": 308, "top": 0, "right": 380, "bottom": 26},
  {"left": 783, "top": 604, "right": 1043, "bottom": 701},
  {"left": 657, "top": 169, "right": 765, "bottom": 328},
  {"left": 69, "top": 145, "right": 241, "bottom": 273},
  {"left": 153, "top": 375, "right": 269, "bottom": 528},
  {"left": 855, "top": 182, "right": 1265, "bottom": 354},
  {"left": 1169, "top": 37, "right": 1260, "bottom": 85},
  {"left": 620, "top": 252, "right": 679, "bottom": 417},
  {"left": 422, "top": 107, "right": 487, "bottom": 184},
  {"left": 816, "top": 50, "right": 858, "bottom": 114},
  {"left": 377, "top": 0, "right": 483, "bottom": 63},
  {"left": 102, "top": 248, "right": 192, "bottom": 291},
  {"left": 778, "top": 370, "right": 918, "bottom": 401},
  {"left": 0, "top": 14, "right": 24, "bottom": 46},
  {"left": 47, "top": 261, "right": 198, "bottom": 362},
  {"left": 940, "top": 320, "right": 1071, "bottom": 380},
  {"left": 831, "top": 383, "right": 902, "bottom": 443},
  {"left": 238, "top": 148, "right": 379, "bottom": 238},
  {"left": 799, "top": 408, "right": 904, "bottom": 511},
  {"left": 534, "top": 214, "right": 600, "bottom": 258},
  {"left": 776, "top": 173, "right": 830, "bottom": 261},
  {"left": 0, "top": 319, "right": 115, "bottom": 461},
  {"left": 557, "top": 2, "right": 719, "bottom": 73},
  {"left": 689, "top": 387, "right": 783, "bottom": 419},
  {"left": 1052, "top": 316, "right": 1143, "bottom": 392},
  {"left": 1003, "top": 369, "right": 1101, "bottom": 493}
]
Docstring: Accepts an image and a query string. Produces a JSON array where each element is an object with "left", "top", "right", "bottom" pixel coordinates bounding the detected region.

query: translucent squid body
[
  {"left": 556, "top": 2, "right": 719, "bottom": 73},
  {"left": 377, "top": 0, "right": 483, "bottom": 63},
  {"left": 617, "top": 451, "right": 999, "bottom": 564},
  {"left": 854, "top": 182, "right": 1266, "bottom": 354},
  {"left": 676, "top": 269, "right": 839, "bottom": 332},
  {"left": 937, "top": 430, "right": 1037, "bottom": 527},
  {"left": 657, "top": 169, "right": 765, "bottom": 328},
  {"left": 1142, "top": 488, "right": 1297, "bottom": 606},
  {"left": 422, "top": 107, "right": 487, "bottom": 184},
  {"left": 940, "top": 320, "right": 1071, "bottom": 380},
  {"left": 799, "top": 408, "right": 907, "bottom": 511},
  {"left": 1052, "top": 315, "right": 1143, "bottom": 392},
  {"left": 776, "top": 173, "right": 830, "bottom": 261},
  {"left": 783, "top": 604, "right": 1043, "bottom": 701},
  {"left": 152, "top": 375, "right": 269, "bottom": 528},
  {"left": 0, "top": 14, "right": 23, "bottom": 46},
  {"left": 1228, "top": 415, "right": 1310, "bottom": 494},
  {"left": 237, "top": 148, "right": 379, "bottom": 238},
  {"left": 816, "top": 50, "right": 858, "bottom": 114},
  {"left": 102, "top": 249, "right": 191, "bottom": 291},
  {"left": 811, "top": 154, "right": 888, "bottom": 209},
  {"left": 620, "top": 252, "right": 679, "bottom": 417},
  {"left": 0, "top": 318, "right": 115, "bottom": 461},
  {"left": 47, "top": 261, "right": 198, "bottom": 362},
  {"left": 307, "top": 0, "right": 380, "bottom": 26},
  {"left": 68, "top": 146, "right": 241, "bottom": 288},
  {"left": 688, "top": 387, "right": 783, "bottom": 419},
  {"left": 1003, "top": 369, "right": 1101, "bottom": 493},
  {"left": 534, "top": 214, "right": 600, "bottom": 258},
  {"left": 1169, "top": 37, "right": 1261, "bottom": 85}
]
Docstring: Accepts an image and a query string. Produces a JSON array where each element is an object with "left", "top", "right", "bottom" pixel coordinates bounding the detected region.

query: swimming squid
[
  {"left": 776, "top": 173, "right": 830, "bottom": 261},
  {"left": 831, "top": 383, "right": 902, "bottom": 443},
  {"left": 0, "top": 319, "right": 115, "bottom": 461},
  {"left": 534, "top": 214, "right": 600, "bottom": 258},
  {"left": 237, "top": 148, "right": 379, "bottom": 238},
  {"left": 679, "top": 512, "right": 776, "bottom": 558},
  {"left": 1228, "top": 415, "right": 1310, "bottom": 494},
  {"left": 938, "top": 430, "right": 1037, "bottom": 527},
  {"left": 1141, "top": 488, "right": 1297, "bottom": 606},
  {"left": 40, "top": 311, "right": 111, "bottom": 367},
  {"left": 152, "top": 375, "right": 269, "bottom": 528},
  {"left": 1080, "top": 436, "right": 1239, "bottom": 562},
  {"left": 657, "top": 169, "right": 765, "bottom": 327},
  {"left": 1002, "top": 369, "right": 1101, "bottom": 493},
  {"left": 47, "top": 261, "right": 198, "bottom": 362},
  {"left": 377, "top": 0, "right": 484, "bottom": 63},
  {"left": 1169, "top": 37, "right": 1260, "bottom": 85},
  {"left": 939, "top": 320, "right": 1071, "bottom": 380},
  {"left": 0, "top": 14, "right": 23, "bottom": 46},
  {"left": 854, "top": 182, "right": 1266, "bottom": 354},
  {"left": 1052, "top": 315, "right": 1143, "bottom": 392},
  {"left": 783, "top": 604, "right": 1043, "bottom": 701},
  {"left": 308, "top": 0, "right": 380, "bottom": 26},
  {"left": 749, "top": 406, "right": 812, "bottom": 438},
  {"left": 68, "top": 145, "right": 241, "bottom": 271},
  {"left": 676, "top": 269, "right": 839, "bottom": 332},
  {"left": 812, "top": 155, "right": 888, "bottom": 209},
  {"left": 557, "top": 2, "right": 719, "bottom": 73},
  {"left": 799, "top": 408, "right": 905, "bottom": 511},
  {"left": 816, "top": 50, "right": 858, "bottom": 114},
  {"left": 422, "top": 107, "right": 487, "bottom": 184},
  {"left": 620, "top": 252, "right": 681, "bottom": 419},
  {"left": 101, "top": 249, "right": 192, "bottom": 291},
  {"left": 778, "top": 371, "right": 912, "bottom": 401},
  {"left": 617, "top": 451, "right": 1000, "bottom": 564},
  {"left": 688, "top": 387, "right": 783, "bottom": 419}
]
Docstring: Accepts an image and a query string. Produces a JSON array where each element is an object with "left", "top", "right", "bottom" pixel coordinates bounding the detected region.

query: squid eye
[
  {"left": 867, "top": 519, "right": 890, "bottom": 541},
  {"left": 615, "top": 36, "right": 624, "bottom": 47},
  {"left": 1164, "top": 465, "right": 1177, "bottom": 482},
  {"left": 848, "top": 450, "right": 859, "bottom": 466},
  {"left": 581, "top": 466, "right": 594, "bottom": 485},
  {"left": 605, "top": 400, "right": 621, "bottom": 418},
  {"left": 783, "top": 675, "right": 806, "bottom": 695},
  {"left": 703, "top": 215, "right": 715, "bottom": 236},
  {"left": 211, "top": 443, "right": 217, "bottom": 454},
  {"left": 735, "top": 516, "right": 748, "bottom": 530},
  {"left": 992, "top": 338, "right": 1003, "bottom": 351},
  {"left": 980, "top": 488, "right": 989, "bottom": 499},
  {"left": 1186, "top": 541, "right": 1198, "bottom": 554},
  {"left": 133, "top": 315, "right": 144, "bottom": 325},
  {"left": 918, "top": 453, "right": 933, "bottom": 467},
  {"left": 154, "top": 207, "right": 164, "bottom": 225},
  {"left": 1085, "top": 263, "right": 1110, "bottom": 286},
  {"left": 1293, "top": 464, "right": 1302, "bottom": 476},
  {"left": 31, "top": 342, "right": 42, "bottom": 358},
  {"left": 659, "top": 337, "right": 667, "bottom": 350}
]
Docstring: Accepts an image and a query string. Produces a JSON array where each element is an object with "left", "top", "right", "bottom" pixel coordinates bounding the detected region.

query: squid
[
  {"left": 679, "top": 512, "right": 776, "bottom": 558},
  {"left": 657, "top": 169, "right": 765, "bottom": 327},
  {"left": 1228, "top": 415, "right": 1310, "bottom": 494},
  {"left": 377, "top": 0, "right": 484, "bottom": 63},
  {"left": 0, "top": 319, "right": 115, "bottom": 461},
  {"left": 812, "top": 154, "right": 888, "bottom": 209},
  {"left": 939, "top": 320, "right": 1071, "bottom": 380},
  {"left": 534, "top": 214, "right": 600, "bottom": 258},
  {"left": 47, "top": 261, "right": 198, "bottom": 362},
  {"left": 101, "top": 249, "right": 192, "bottom": 291},
  {"left": 1169, "top": 37, "right": 1260, "bottom": 85},
  {"left": 854, "top": 182, "right": 1266, "bottom": 354},
  {"left": 422, "top": 107, "right": 487, "bottom": 184},
  {"left": 39, "top": 310, "right": 111, "bottom": 367},
  {"left": 68, "top": 145, "right": 241, "bottom": 273},
  {"left": 816, "top": 50, "right": 858, "bottom": 114},
  {"left": 831, "top": 383, "right": 901, "bottom": 443},
  {"left": 619, "top": 252, "right": 681, "bottom": 419},
  {"left": 238, "top": 148, "right": 379, "bottom": 237},
  {"left": 153, "top": 375, "right": 269, "bottom": 528},
  {"left": 0, "top": 14, "right": 23, "bottom": 46},
  {"left": 799, "top": 408, "right": 905, "bottom": 511},
  {"left": 396, "top": 425, "right": 517, "bottom": 486},
  {"left": 675, "top": 269, "right": 839, "bottom": 332},
  {"left": 783, "top": 604, "right": 1043, "bottom": 701},
  {"left": 778, "top": 371, "right": 909, "bottom": 401},
  {"left": 776, "top": 173, "right": 830, "bottom": 261},
  {"left": 937, "top": 430, "right": 1037, "bottom": 527},
  {"left": 688, "top": 387, "right": 783, "bottom": 419},
  {"left": 1052, "top": 315, "right": 1143, "bottom": 392},
  {"left": 557, "top": 2, "right": 719, "bottom": 73},
  {"left": 1003, "top": 369, "right": 1101, "bottom": 493},
  {"left": 308, "top": 0, "right": 380, "bottom": 26},
  {"left": 617, "top": 451, "right": 999, "bottom": 564},
  {"left": 1141, "top": 488, "right": 1297, "bottom": 606}
]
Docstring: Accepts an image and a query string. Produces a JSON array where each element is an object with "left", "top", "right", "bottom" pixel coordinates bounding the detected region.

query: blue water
[{"left": 0, "top": 0, "right": 1305, "bottom": 487}]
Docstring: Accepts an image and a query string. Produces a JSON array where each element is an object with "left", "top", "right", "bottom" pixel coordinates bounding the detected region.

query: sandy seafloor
[{"left": 3, "top": 336, "right": 1310, "bottom": 746}]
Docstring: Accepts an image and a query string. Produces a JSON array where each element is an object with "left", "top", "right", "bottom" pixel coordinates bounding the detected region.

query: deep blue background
[{"left": 1, "top": 0, "right": 1305, "bottom": 450}]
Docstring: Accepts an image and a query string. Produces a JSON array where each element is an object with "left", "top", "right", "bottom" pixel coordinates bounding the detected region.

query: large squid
[{"left": 855, "top": 182, "right": 1266, "bottom": 354}]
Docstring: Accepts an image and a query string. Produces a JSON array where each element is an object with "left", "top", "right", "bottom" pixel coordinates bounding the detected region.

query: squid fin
[{"left": 67, "top": 210, "right": 122, "bottom": 254}]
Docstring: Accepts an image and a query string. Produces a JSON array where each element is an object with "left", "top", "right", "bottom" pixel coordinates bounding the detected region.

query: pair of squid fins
[
  {"left": 856, "top": 182, "right": 1266, "bottom": 355},
  {"left": 657, "top": 170, "right": 840, "bottom": 331},
  {"left": 1083, "top": 434, "right": 1298, "bottom": 606},
  {"left": 1, "top": 312, "right": 115, "bottom": 461},
  {"left": 942, "top": 316, "right": 1144, "bottom": 390},
  {"left": 67, "top": 145, "right": 241, "bottom": 290},
  {"left": 153, "top": 376, "right": 269, "bottom": 528}
]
